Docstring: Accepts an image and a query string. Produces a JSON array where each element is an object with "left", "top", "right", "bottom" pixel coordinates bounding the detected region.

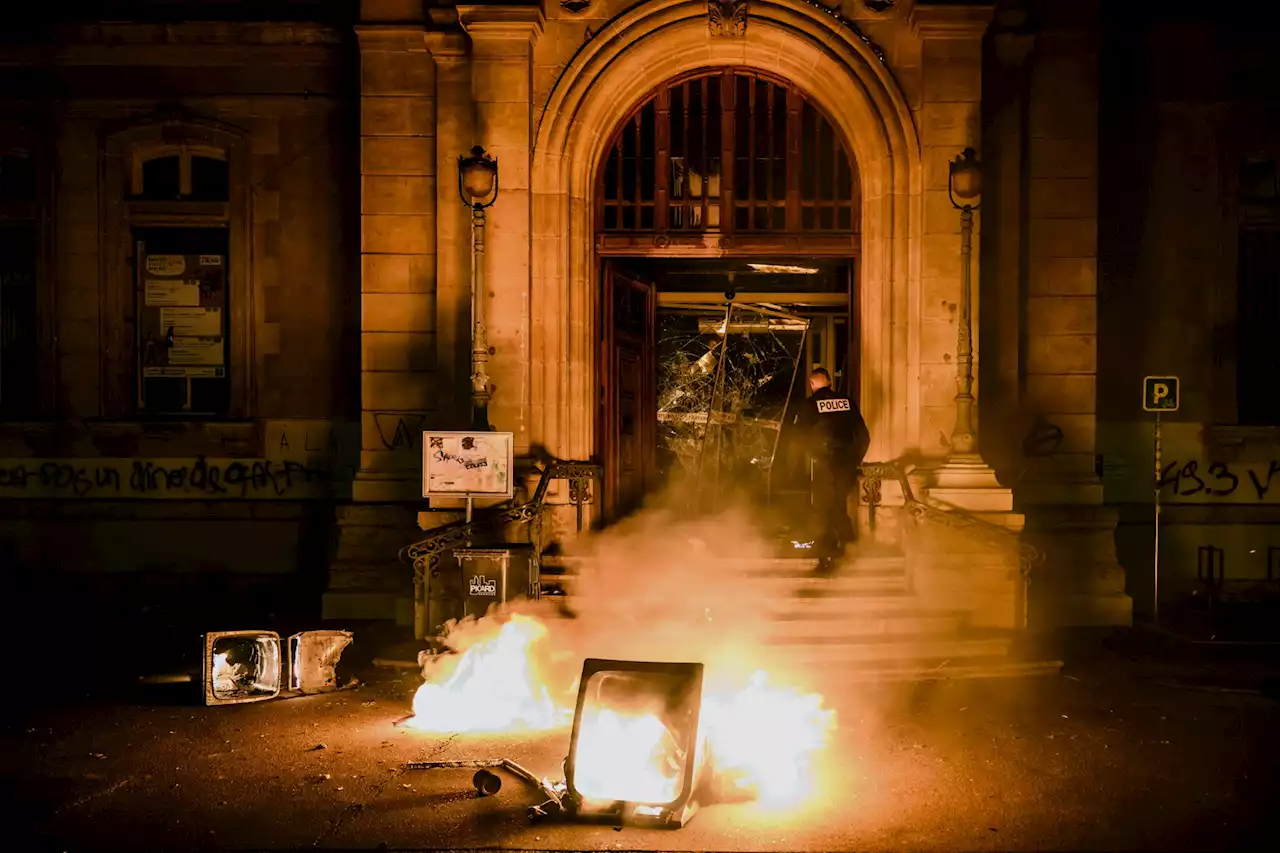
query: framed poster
[{"left": 422, "top": 431, "right": 515, "bottom": 500}]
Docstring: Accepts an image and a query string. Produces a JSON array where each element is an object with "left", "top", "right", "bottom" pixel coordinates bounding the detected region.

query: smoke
[{"left": 421, "top": 489, "right": 818, "bottom": 703}]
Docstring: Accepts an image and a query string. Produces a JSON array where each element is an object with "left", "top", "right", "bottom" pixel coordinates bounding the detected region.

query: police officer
[{"left": 793, "top": 368, "right": 871, "bottom": 555}]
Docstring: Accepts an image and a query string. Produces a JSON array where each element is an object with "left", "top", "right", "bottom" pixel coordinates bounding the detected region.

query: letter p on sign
[{"left": 1143, "top": 376, "right": 1180, "bottom": 412}]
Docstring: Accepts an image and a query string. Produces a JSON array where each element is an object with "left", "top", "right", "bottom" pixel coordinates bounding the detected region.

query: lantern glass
[
  {"left": 950, "top": 155, "right": 981, "bottom": 205},
  {"left": 460, "top": 148, "right": 497, "bottom": 201}
]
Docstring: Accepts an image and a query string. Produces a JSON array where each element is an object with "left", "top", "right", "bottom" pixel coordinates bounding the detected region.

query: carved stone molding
[
  {"left": 561, "top": 0, "right": 592, "bottom": 12},
  {"left": 910, "top": 3, "right": 996, "bottom": 40},
  {"left": 708, "top": 0, "right": 749, "bottom": 38}
]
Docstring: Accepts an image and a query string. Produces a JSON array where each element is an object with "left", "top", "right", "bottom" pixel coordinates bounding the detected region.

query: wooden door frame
[
  {"left": 598, "top": 260, "right": 658, "bottom": 519},
  {"left": 595, "top": 252, "right": 860, "bottom": 522}
]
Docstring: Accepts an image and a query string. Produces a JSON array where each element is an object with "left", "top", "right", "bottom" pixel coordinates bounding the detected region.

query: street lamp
[
  {"left": 948, "top": 147, "right": 981, "bottom": 457},
  {"left": 458, "top": 145, "right": 499, "bottom": 431}
]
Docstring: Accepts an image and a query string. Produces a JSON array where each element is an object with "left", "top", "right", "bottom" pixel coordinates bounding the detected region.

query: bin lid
[{"left": 454, "top": 544, "right": 535, "bottom": 558}]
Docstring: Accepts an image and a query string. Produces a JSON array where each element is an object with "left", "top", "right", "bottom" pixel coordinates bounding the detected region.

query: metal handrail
[
  {"left": 399, "top": 459, "right": 601, "bottom": 640},
  {"left": 860, "top": 461, "right": 1044, "bottom": 630},
  {"left": 858, "top": 461, "right": 1044, "bottom": 578},
  {"left": 400, "top": 460, "right": 602, "bottom": 581}
]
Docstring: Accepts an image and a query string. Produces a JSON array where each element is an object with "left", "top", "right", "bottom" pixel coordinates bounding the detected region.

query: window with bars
[{"left": 597, "top": 70, "right": 858, "bottom": 235}]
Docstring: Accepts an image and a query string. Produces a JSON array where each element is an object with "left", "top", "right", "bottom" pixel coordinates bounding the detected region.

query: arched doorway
[
  {"left": 529, "top": 0, "right": 922, "bottom": 530},
  {"left": 594, "top": 69, "right": 862, "bottom": 518}
]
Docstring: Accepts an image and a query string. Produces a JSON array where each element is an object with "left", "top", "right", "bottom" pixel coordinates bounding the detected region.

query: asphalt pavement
[{"left": 5, "top": 651, "right": 1280, "bottom": 852}]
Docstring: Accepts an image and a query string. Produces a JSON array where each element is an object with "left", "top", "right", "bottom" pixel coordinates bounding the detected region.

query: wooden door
[{"left": 600, "top": 262, "right": 657, "bottom": 519}]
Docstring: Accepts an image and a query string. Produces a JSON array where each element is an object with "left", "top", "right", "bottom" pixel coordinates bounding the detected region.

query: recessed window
[
  {"left": 134, "top": 227, "right": 231, "bottom": 417},
  {"left": 131, "top": 147, "right": 229, "bottom": 202}
]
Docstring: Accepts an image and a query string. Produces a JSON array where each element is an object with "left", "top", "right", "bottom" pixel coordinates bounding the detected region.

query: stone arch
[{"left": 531, "top": 0, "right": 921, "bottom": 464}]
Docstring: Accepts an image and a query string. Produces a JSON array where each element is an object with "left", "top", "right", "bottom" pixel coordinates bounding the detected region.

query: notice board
[
  {"left": 140, "top": 252, "right": 227, "bottom": 379},
  {"left": 421, "top": 431, "right": 515, "bottom": 500}
]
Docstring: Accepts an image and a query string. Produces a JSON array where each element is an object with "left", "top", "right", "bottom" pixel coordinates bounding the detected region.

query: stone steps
[
  {"left": 770, "top": 611, "right": 965, "bottom": 639},
  {"left": 540, "top": 553, "right": 911, "bottom": 596},
  {"left": 534, "top": 553, "right": 1041, "bottom": 679},
  {"left": 771, "top": 632, "right": 1015, "bottom": 665}
]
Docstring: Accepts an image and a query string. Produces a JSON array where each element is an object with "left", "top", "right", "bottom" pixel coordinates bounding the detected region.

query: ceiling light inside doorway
[{"left": 747, "top": 263, "right": 819, "bottom": 275}]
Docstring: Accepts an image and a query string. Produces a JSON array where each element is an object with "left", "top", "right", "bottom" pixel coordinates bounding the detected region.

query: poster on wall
[
  {"left": 422, "top": 431, "right": 515, "bottom": 499},
  {"left": 140, "top": 253, "right": 226, "bottom": 379}
]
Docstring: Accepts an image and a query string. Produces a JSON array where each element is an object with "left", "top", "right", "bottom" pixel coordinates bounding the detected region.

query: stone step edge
[
  {"left": 831, "top": 658, "right": 1064, "bottom": 681},
  {"left": 537, "top": 550, "right": 901, "bottom": 563},
  {"left": 776, "top": 637, "right": 1012, "bottom": 662}
]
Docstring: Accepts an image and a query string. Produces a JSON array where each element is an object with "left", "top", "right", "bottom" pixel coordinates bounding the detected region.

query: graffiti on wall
[
  {"left": 373, "top": 412, "right": 428, "bottom": 453},
  {"left": 0, "top": 457, "right": 330, "bottom": 499},
  {"left": 0, "top": 420, "right": 359, "bottom": 500},
  {"left": 1158, "top": 459, "right": 1280, "bottom": 501},
  {"left": 1100, "top": 421, "right": 1280, "bottom": 504}
]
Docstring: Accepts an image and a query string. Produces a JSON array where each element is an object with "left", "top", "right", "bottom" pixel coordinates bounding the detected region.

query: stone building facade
[{"left": 3, "top": 0, "right": 1275, "bottom": 636}]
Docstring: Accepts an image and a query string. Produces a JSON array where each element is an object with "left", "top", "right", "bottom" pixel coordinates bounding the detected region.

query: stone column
[
  {"left": 1018, "top": 6, "right": 1132, "bottom": 628},
  {"left": 902, "top": 4, "right": 1025, "bottom": 631},
  {"left": 911, "top": 3, "right": 1009, "bottom": 504},
  {"left": 325, "top": 11, "right": 435, "bottom": 623},
  {"left": 457, "top": 5, "right": 543, "bottom": 454},
  {"left": 978, "top": 9, "right": 1035, "bottom": 478},
  {"left": 352, "top": 25, "right": 438, "bottom": 501},
  {"left": 426, "top": 24, "right": 473, "bottom": 429}
]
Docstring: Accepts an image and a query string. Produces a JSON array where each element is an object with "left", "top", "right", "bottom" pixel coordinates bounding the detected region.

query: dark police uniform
[{"left": 794, "top": 386, "right": 871, "bottom": 550}]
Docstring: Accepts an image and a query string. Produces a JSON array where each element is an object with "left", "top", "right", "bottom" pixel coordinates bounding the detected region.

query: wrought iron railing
[
  {"left": 399, "top": 460, "right": 601, "bottom": 636},
  {"left": 859, "top": 460, "right": 1045, "bottom": 579}
]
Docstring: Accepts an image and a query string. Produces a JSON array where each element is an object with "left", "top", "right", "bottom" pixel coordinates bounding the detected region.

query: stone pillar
[
  {"left": 325, "top": 7, "right": 435, "bottom": 624},
  {"left": 978, "top": 9, "right": 1035, "bottom": 478},
  {"left": 1018, "top": 4, "right": 1132, "bottom": 628},
  {"left": 352, "top": 24, "right": 438, "bottom": 501},
  {"left": 457, "top": 5, "right": 544, "bottom": 453},
  {"left": 426, "top": 24, "right": 473, "bottom": 430},
  {"left": 911, "top": 3, "right": 1008, "bottom": 503},
  {"left": 904, "top": 4, "right": 1025, "bottom": 631}
]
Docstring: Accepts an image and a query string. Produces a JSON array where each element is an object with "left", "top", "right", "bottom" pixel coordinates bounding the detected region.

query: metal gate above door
[{"left": 655, "top": 300, "right": 810, "bottom": 513}]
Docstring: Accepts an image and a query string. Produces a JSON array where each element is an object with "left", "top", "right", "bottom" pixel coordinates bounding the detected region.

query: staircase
[
  {"left": 402, "top": 459, "right": 1060, "bottom": 682},
  {"left": 539, "top": 548, "right": 1058, "bottom": 681}
]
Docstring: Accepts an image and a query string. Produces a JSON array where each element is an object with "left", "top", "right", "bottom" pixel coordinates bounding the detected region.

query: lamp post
[
  {"left": 948, "top": 147, "right": 982, "bottom": 457},
  {"left": 458, "top": 145, "right": 499, "bottom": 431}
]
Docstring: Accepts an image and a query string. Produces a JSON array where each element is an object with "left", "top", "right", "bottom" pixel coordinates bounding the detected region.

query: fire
[
  {"left": 701, "top": 671, "right": 837, "bottom": 806},
  {"left": 574, "top": 708, "right": 686, "bottom": 803},
  {"left": 406, "top": 614, "right": 570, "bottom": 733},
  {"left": 405, "top": 614, "right": 837, "bottom": 807}
]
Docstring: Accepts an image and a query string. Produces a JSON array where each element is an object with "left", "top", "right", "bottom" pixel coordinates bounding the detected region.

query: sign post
[{"left": 1142, "top": 376, "right": 1180, "bottom": 623}]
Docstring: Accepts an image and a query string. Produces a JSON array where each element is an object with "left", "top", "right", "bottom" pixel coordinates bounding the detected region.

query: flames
[
  {"left": 407, "top": 615, "right": 571, "bottom": 733},
  {"left": 405, "top": 613, "right": 836, "bottom": 809}
]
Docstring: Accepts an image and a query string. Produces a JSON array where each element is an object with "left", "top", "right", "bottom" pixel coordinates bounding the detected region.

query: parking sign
[{"left": 1142, "top": 376, "right": 1179, "bottom": 412}]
